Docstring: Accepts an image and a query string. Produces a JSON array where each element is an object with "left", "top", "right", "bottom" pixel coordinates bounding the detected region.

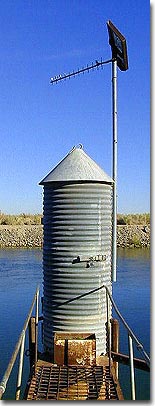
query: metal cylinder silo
[{"left": 39, "top": 146, "right": 113, "bottom": 358}]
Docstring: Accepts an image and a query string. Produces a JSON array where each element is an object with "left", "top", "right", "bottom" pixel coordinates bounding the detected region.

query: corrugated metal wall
[{"left": 42, "top": 182, "right": 112, "bottom": 356}]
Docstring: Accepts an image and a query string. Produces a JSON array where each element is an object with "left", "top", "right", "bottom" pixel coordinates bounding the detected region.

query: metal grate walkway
[{"left": 26, "top": 361, "right": 121, "bottom": 401}]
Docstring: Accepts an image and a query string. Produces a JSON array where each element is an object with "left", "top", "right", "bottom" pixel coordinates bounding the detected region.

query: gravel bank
[
  {"left": 0, "top": 225, "right": 150, "bottom": 249},
  {"left": 0, "top": 225, "right": 43, "bottom": 248},
  {"left": 117, "top": 225, "right": 150, "bottom": 248}
]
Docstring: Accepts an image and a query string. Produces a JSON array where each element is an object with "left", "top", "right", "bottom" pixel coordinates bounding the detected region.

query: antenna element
[{"left": 50, "top": 57, "right": 114, "bottom": 84}]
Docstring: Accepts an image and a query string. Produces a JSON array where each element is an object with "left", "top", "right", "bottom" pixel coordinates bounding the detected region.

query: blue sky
[{"left": 0, "top": 0, "right": 150, "bottom": 214}]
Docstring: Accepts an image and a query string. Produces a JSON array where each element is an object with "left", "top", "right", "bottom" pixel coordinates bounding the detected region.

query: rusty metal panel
[
  {"left": 54, "top": 333, "right": 96, "bottom": 366},
  {"left": 54, "top": 338, "right": 65, "bottom": 366},
  {"left": 68, "top": 340, "right": 96, "bottom": 366}
]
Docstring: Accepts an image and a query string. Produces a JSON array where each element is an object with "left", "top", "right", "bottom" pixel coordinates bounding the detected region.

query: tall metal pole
[
  {"left": 112, "top": 59, "right": 117, "bottom": 282},
  {"left": 107, "top": 20, "right": 128, "bottom": 282}
]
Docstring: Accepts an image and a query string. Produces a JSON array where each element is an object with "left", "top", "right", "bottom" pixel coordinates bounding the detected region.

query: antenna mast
[{"left": 50, "top": 21, "right": 128, "bottom": 283}]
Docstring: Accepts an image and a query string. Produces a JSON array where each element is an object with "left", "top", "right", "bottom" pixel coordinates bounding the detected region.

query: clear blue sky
[{"left": 0, "top": 0, "right": 150, "bottom": 214}]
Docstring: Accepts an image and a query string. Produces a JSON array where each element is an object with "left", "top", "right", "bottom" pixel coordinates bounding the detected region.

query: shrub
[
  {"left": 129, "top": 235, "right": 141, "bottom": 248},
  {"left": 0, "top": 213, "right": 42, "bottom": 225},
  {"left": 117, "top": 213, "right": 150, "bottom": 225}
]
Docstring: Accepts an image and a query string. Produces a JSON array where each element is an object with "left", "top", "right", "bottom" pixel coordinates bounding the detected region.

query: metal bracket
[{"left": 72, "top": 254, "right": 106, "bottom": 268}]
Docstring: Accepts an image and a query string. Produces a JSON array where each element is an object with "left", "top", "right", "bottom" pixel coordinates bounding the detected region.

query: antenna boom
[{"left": 50, "top": 57, "right": 114, "bottom": 84}]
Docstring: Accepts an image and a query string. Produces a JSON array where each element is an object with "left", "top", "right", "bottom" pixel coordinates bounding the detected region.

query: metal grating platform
[{"left": 26, "top": 361, "right": 120, "bottom": 400}]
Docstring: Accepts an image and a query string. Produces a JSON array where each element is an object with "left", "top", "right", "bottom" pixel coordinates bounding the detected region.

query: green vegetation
[
  {"left": 0, "top": 213, "right": 42, "bottom": 225},
  {"left": 0, "top": 212, "right": 150, "bottom": 226},
  {"left": 129, "top": 235, "right": 141, "bottom": 248},
  {"left": 117, "top": 213, "right": 150, "bottom": 225}
]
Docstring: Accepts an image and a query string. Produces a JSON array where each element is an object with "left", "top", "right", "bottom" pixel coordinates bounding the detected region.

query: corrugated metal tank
[{"left": 39, "top": 146, "right": 113, "bottom": 357}]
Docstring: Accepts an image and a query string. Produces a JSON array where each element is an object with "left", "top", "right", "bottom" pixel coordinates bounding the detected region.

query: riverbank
[{"left": 0, "top": 225, "right": 150, "bottom": 248}]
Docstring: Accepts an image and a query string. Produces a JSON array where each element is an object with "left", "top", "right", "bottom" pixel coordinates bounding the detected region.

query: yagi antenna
[
  {"left": 50, "top": 57, "right": 114, "bottom": 84},
  {"left": 50, "top": 21, "right": 129, "bottom": 285}
]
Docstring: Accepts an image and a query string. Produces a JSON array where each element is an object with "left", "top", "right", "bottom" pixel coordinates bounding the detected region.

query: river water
[{"left": 0, "top": 248, "right": 150, "bottom": 400}]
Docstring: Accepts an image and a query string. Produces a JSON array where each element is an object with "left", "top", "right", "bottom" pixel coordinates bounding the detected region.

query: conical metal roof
[{"left": 39, "top": 145, "right": 113, "bottom": 184}]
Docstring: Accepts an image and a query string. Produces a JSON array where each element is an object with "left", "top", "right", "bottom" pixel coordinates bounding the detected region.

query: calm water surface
[{"left": 0, "top": 248, "right": 150, "bottom": 400}]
